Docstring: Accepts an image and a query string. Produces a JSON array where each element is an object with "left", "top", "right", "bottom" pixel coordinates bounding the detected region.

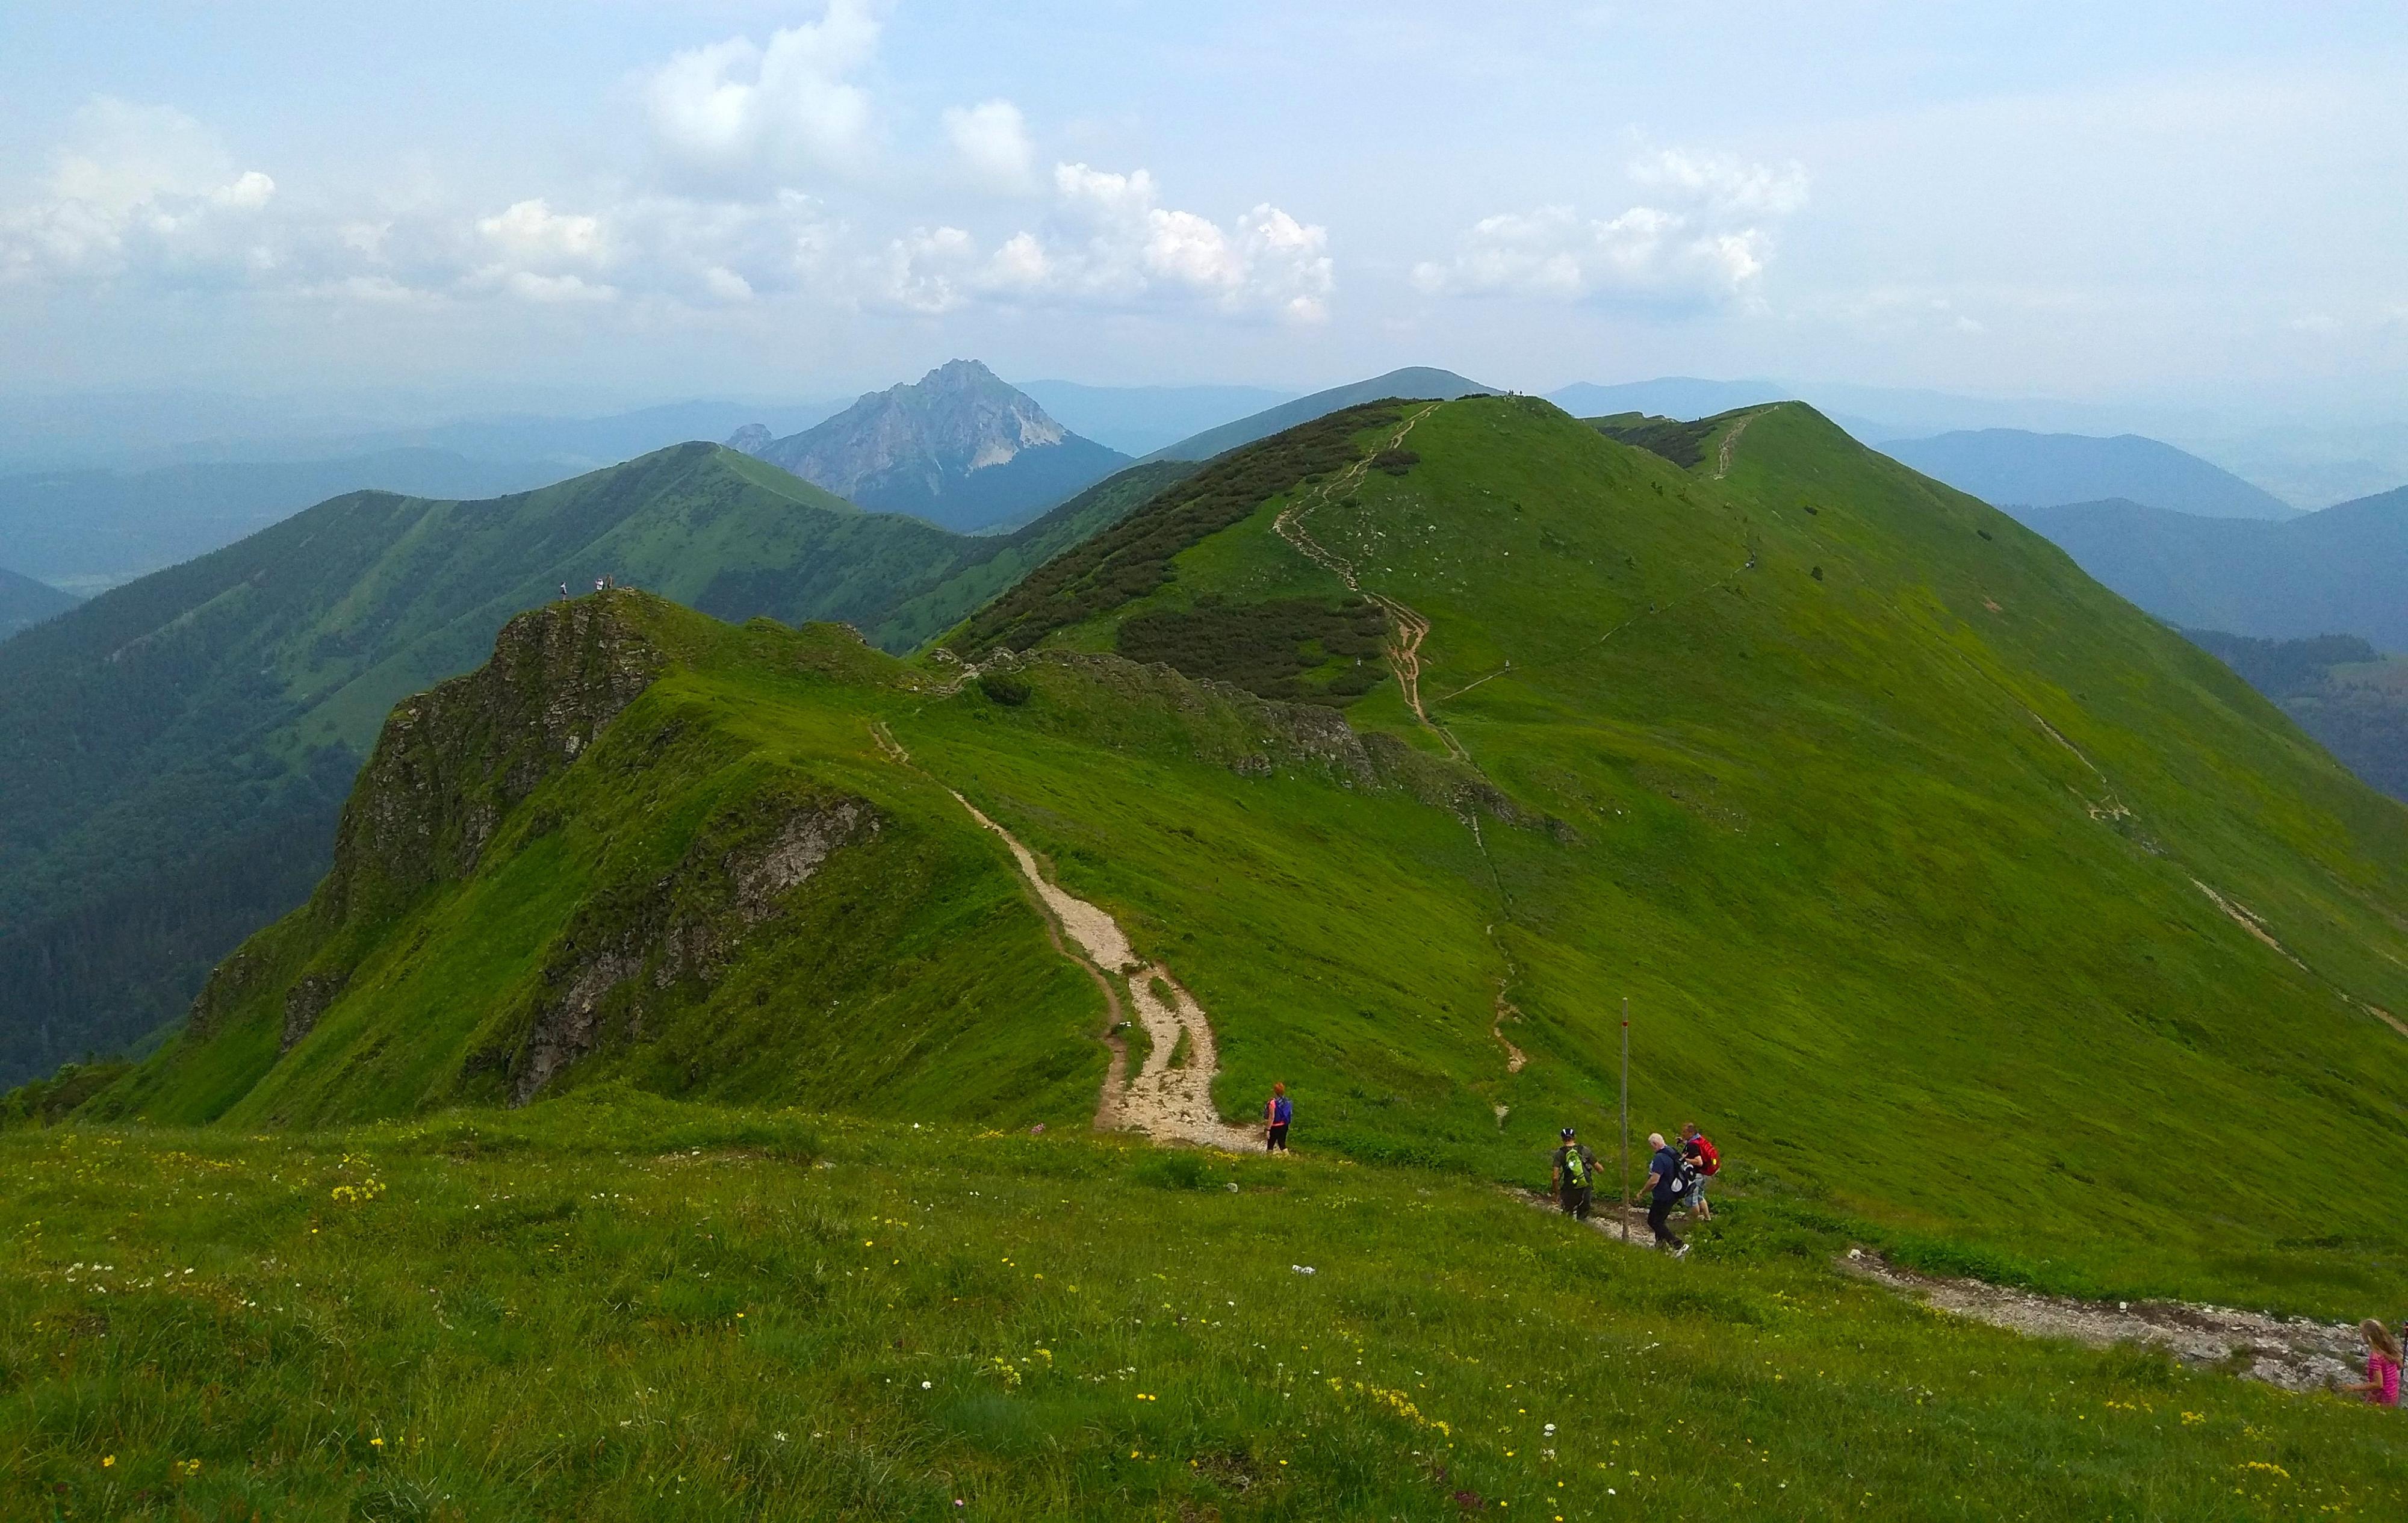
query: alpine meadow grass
[{"left": 5, "top": 1094, "right": 2403, "bottom": 1520}]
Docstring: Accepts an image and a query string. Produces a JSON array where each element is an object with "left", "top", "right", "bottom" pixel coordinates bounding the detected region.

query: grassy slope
[
  {"left": 942, "top": 396, "right": 2408, "bottom": 1310},
  {"left": 5, "top": 1100, "right": 2401, "bottom": 1521},
  {"left": 94, "top": 399, "right": 2408, "bottom": 1317},
  {"left": 94, "top": 606, "right": 1108, "bottom": 1135},
  {"left": 0, "top": 450, "right": 1188, "bottom": 1087}
]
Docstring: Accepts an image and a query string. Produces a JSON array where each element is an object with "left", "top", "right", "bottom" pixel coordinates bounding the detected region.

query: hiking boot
[{"left": 1674, "top": 1243, "right": 1692, "bottom": 1260}]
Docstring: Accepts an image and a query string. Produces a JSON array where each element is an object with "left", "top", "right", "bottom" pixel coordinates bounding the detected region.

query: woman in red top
[{"left": 2339, "top": 1320, "right": 2401, "bottom": 1407}]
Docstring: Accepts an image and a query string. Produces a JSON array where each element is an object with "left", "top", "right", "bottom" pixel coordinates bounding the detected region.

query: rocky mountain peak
[{"left": 737, "top": 360, "right": 1126, "bottom": 532}]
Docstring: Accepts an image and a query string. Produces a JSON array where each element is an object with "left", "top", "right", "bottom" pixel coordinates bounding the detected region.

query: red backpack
[{"left": 1690, "top": 1135, "right": 1721, "bottom": 1176}]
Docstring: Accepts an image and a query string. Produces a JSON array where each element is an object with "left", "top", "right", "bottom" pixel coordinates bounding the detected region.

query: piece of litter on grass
[{"left": 1291, "top": 1265, "right": 1316, "bottom": 1275}]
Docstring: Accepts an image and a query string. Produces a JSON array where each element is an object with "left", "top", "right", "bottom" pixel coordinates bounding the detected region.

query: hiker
[
  {"left": 559, "top": 582, "right": 569, "bottom": 600},
  {"left": 1264, "top": 1082, "right": 1292, "bottom": 1152},
  {"left": 1550, "top": 1127, "right": 1597, "bottom": 1219},
  {"left": 2338, "top": 1320, "right": 2402, "bottom": 1407},
  {"left": 594, "top": 575, "right": 606, "bottom": 594},
  {"left": 1679, "top": 1121, "right": 1721, "bottom": 1221},
  {"left": 1642, "top": 1131, "right": 1690, "bottom": 1256}
]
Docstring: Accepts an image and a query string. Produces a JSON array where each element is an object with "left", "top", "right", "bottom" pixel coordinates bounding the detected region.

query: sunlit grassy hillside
[
  {"left": 88, "top": 395, "right": 2408, "bottom": 1318},
  {"left": 5, "top": 1097, "right": 2401, "bottom": 1521}
]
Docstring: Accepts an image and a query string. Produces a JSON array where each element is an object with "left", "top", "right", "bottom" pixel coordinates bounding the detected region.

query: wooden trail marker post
[{"left": 1619, "top": 995, "right": 1631, "bottom": 1244}]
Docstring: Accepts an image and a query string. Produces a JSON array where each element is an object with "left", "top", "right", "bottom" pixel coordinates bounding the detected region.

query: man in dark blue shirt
[{"left": 1642, "top": 1131, "right": 1690, "bottom": 1257}]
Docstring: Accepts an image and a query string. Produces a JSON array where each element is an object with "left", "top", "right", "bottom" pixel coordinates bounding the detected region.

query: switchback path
[
  {"left": 1271, "top": 403, "right": 1470, "bottom": 764},
  {"left": 872, "top": 721, "right": 1256, "bottom": 1150}
]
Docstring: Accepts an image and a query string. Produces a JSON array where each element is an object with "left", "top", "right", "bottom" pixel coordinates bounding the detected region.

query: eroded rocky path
[
  {"left": 1843, "top": 1251, "right": 2367, "bottom": 1394},
  {"left": 872, "top": 722, "right": 1256, "bottom": 1150},
  {"left": 1521, "top": 1185, "right": 2371, "bottom": 1396}
]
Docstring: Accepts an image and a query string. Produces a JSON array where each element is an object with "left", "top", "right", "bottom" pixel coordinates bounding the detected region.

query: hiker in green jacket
[{"left": 1551, "top": 1126, "right": 1597, "bottom": 1220}]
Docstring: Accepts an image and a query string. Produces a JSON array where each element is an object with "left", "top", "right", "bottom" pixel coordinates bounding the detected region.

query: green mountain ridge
[
  {"left": 1881, "top": 428, "right": 2300, "bottom": 520},
  {"left": 0, "top": 445, "right": 1189, "bottom": 1088},
  {"left": 2017, "top": 486, "right": 2408, "bottom": 650},
  {"left": 0, "top": 563, "right": 78, "bottom": 637},
  {"left": 98, "top": 394, "right": 2408, "bottom": 1317},
  {"left": 1142, "top": 366, "right": 1497, "bottom": 463}
]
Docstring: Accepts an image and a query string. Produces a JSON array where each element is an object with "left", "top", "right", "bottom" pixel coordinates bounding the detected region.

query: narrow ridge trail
[
  {"left": 1712, "top": 411, "right": 1755, "bottom": 479},
  {"left": 1271, "top": 403, "right": 1470, "bottom": 764},
  {"left": 871, "top": 722, "right": 1256, "bottom": 1150}
]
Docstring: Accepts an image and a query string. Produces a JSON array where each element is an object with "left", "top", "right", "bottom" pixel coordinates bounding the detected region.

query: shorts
[{"left": 1684, "top": 1179, "right": 1709, "bottom": 1209}]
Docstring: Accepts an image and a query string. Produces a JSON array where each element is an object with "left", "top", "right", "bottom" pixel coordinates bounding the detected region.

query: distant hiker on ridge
[
  {"left": 1679, "top": 1121, "right": 1721, "bottom": 1222},
  {"left": 1551, "top": 1126, "right": 1597, "bottom": 1220},
  {"left": 1264, "top": 1082, "right": 1292, "bottom": 1153},
  {"left": 1643, "top": 1131, "right": 1690, "bottom": 1256}
]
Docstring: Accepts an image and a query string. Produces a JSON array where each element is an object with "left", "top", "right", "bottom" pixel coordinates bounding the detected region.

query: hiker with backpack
[
  {"left": 1679, "top": 1122, "right": 1721, "bottom": 1221},
  {"left": 1264, "top": 1082, "right": 1292, "bottom": 1152},
  {"left": 1642, "top": 1131, "right": 1691, "bottom": 1256},
  {"left": 1551, "top": 1127, "right": 1598, "bottom": 1220}
]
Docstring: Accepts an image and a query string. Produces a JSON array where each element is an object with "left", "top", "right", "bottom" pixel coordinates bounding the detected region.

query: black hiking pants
[
  {"left": 1265, "top": 1123, "right": 1288, "bottom": 1152},
  {"left": 1648, "top": 1197, "right": 1684, "bottom": 1249},
  {"left": 1559, "top": 1185, "right": 1592, "bottom": 1220}
]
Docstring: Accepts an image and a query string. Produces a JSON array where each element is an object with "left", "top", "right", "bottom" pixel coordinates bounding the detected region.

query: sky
[{"left": 3, "top": 1, "right": 2406, "bottom": 416}]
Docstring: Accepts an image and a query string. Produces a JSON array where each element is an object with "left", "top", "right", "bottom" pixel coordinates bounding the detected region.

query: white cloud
[
  {"left": 477, "top": 199, "right": 607, "bottom": 267},
  {"left": 1415, "top": 147, "right": 1807, "bottom": 309},
  {"left": 1628, "top": 148, "right": 1809, "bottom": 218},
  {"left": 876, "top": 162, "right": 1332, "bottom": 321},
  {"left": 643, "top": 1, "right": 881, "bottom": 187},
  {"left": 502, "top": 270, "right": 618, "bottom": 304},
  {"left": 0, "top": 98, "right": 279, "bottom": 286},
  {"left": 943, "top": 99, "right": 1035, "bottom": 193}
]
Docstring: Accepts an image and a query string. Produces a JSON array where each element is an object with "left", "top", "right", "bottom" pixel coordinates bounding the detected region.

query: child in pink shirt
[{"left": 2339, "top": 1320, "right": 2401, "bottom": 1407}]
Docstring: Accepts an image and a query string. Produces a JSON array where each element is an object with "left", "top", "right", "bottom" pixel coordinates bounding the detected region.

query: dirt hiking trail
[
  {"left": 872, "top": 722, "right": 1256, "bottom": 1151},
  {"left": 1712, "top": 412, "right": 1754, "bottom": 479},
  {"left": 1520, "top": 1186, "right": 2368, "bottom": 1395},
  {"left": 1272, "top": 403, "right": 1470, "bottom": 765},
  {"left": 1843, "top": 1250, "right": 2368, "bottom": 1394}
]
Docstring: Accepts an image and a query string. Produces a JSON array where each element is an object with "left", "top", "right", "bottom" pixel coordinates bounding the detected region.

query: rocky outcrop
[
  {"left": 321, "top": 594, "right": 664, "bottom": 925},
  {"left": 181, "top": 595, "right": 666, "bottom": 1055},
  {"left": 723, "top": 423, "right": 774, "bottom": 456},
  {"left": 281, "top": 971, "right": 349, "bottom": 1052},
  {"left": 507, "top": 790, "right": 881, "bottom": 1103}
]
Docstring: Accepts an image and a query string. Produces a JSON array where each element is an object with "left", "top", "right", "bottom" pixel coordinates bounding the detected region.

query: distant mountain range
[
  {"left": 0, "top": 444, "right": 1190, "bottom": 1088},
  {"left": 0, "top": 566, "right": 76, "bottom": 639},
  {"left": 2015, "top": 486, "right": 2408, "bottom": 651},
  {"left": 0, "top": 450, "right": 581, "bottom": 595},
  {"left": 1144, "top": 367, "right": 1498, "bottom": 461},
  {"left": 729, "top": 361, "right": 1129, "bottom": 533},
  {"left": 1881, "top": 430, "right": 2299, "bottom": 520}
]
